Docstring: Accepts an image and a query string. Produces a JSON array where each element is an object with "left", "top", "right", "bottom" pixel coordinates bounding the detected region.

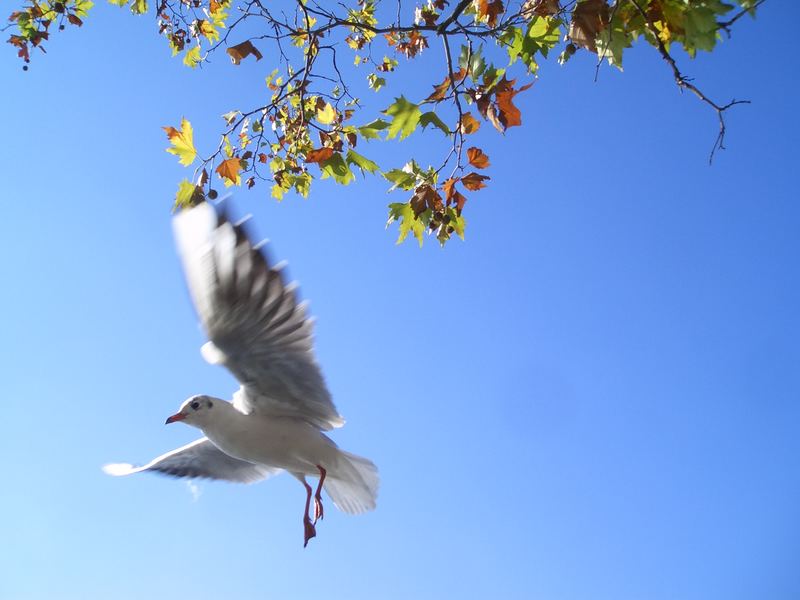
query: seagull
[{"left": 103, "top": 201, "right": 378, "bottom": 547}]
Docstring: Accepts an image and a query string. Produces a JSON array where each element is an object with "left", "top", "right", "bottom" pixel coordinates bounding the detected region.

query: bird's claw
[
  {"left": 303, "top": 517, "right": 317, "bottom": 548},
  {"left": 314, "top": 496, "right": 324, "bottom": 523}
]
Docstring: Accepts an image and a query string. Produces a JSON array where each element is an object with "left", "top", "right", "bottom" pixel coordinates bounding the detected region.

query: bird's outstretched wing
[
  {"left": 173, "top": 202, "right": 344, "bottom": 430},
  {"left": 102, "top": 437, "right": 280, "bottom": 483}
]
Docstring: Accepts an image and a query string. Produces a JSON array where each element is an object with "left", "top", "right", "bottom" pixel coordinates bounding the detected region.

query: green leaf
[
  {"left": 320, "top": 153, "right": 355, "bottom": 185},
  {"left": 346, "top": 150, "right": 380, "bottom": 176},
  {"left": 383, "top": 96, "right": 422, "bottom": 140},
  {"left": 183, "top": 45, "right": 201, "bottom": 68},
  {"left": 458, "top": 44, "right": 486, "bottom": 79},
  {"left": 358, "top": 119, "right": 390, "bottom": 140},
  {"left": 367, "top": 73, "right": 386, "bottom": 92},
  {"left": 419, "top": 111, "right": 451, "bottom": 135},
  {"left": 387, "top": 202, "right": 425, "bottom": 246},
  {"left": 383, "top": 169, "right": 417, "bottom": 191},
  {"left": 174, "top": 179, "right": 200, "bottom": 209},
  {"left": 294, "top": 172, "right": 312, "bottom": 197}
]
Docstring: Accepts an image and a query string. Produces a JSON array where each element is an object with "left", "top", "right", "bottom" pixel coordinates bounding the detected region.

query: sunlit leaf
[{"left": 163, "top": 118, "right": 197, "bottom": 166}]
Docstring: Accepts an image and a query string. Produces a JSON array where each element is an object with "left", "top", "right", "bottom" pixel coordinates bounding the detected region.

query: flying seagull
[{"left": 103, "top": 202, "right": 378, "bottom": 547}]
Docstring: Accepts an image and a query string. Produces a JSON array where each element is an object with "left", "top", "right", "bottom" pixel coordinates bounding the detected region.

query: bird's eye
[
  {"left": 191, "top": 401, "right": 200, "bottom": 410},
  {"left": 207, "top": 400, "right": 213, "bottom": 409}
]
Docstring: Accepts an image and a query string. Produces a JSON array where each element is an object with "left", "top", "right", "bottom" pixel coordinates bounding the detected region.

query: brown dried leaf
[
  {"left": 569, "top": 0, "right": 609, "bottom": 52},
  {"left": 478, "top": 0, "right": 505, "bottom": 28},
  {"left": 467, "top": 147, "right": 490, "bottom": 169},
  {"left": 459, "top": 112, "right": 481, "bottom": 135},
  {"left": 226, "top": 40, "right": 263, "bottom": 65},
  {"left": 461, "top": 172, "right": 490, "bottom": 191},
  {"left": 442, "top": 177, "right": 459, "bottom": 203},
  {"left": 495, "top": 77, "right": 533, "bottom": 130},
  {"left": 305, "top": 147, "right": 335, "bottom": 164}
]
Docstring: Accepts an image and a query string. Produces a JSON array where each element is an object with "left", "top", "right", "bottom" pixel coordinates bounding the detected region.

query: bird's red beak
[{"left": 165, "top": 412, "right": 187, "bottom": 425}]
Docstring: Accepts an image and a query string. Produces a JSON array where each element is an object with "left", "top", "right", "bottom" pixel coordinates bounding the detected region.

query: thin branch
[{"left": 629, "top": 0, "right": 750, "bottom": 164}]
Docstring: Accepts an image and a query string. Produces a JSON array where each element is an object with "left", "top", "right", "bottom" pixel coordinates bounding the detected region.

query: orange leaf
[
  {"left": 461, "top": 172, "right": 490, "bottom": 191},
  {"left": 466, "top": 147, "right": 490, "bottom": 169},
  {"left": 426, "top": 68, "right": 467, "bottom": 102},
  {"left": 442, "top": 177, "right": 459, "bottom": 203},
  {"left": 226, "top": 40, "right": 263, "bottom": 65},
  {"left": 459, "top": 112, "right": 481, "bottom": 135},
  {"left": 452, "top": 190, "right": 467, "bottom": 212},
  {"left": 216, "top": 157, "right": 242, "bottom": 184},
  {"left": 478, "top": 0, "right": 505, "bottom": 28},
  {"left": 258, "top": 153, "right": 268, "bottom": 163},
  {"left": 305, "top": 147, "right": 334, "bottom": 164},
  {"left": 495, "top": 77, "right": 533, "bottom": 130}
]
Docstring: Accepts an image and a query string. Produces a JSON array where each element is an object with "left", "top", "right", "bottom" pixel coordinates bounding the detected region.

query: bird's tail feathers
[{"left": 324, "top": 451, "right": 379, "bottom": 515}]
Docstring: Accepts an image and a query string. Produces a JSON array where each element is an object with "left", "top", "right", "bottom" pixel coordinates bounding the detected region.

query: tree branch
[{"left": 629, "top": 0, "right": 750, "bottom": 164}]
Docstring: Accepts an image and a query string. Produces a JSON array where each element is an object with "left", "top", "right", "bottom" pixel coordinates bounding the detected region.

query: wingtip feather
[{"left": 102, "top": 463, "right": 137, "bottom": 477}]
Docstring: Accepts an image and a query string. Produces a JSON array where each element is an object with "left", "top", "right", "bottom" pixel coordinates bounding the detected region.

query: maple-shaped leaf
[
  {"left": 459, "top": 112, "right": 481, "bottom": 134},
  {"left": 305, "top": 147, "right": 334, "bottom": 163},
  {"left": 316, "top": 102, "right": 337, "bottom": 125},
  {"left": 495, "top": 77, "right": 533, "bottom": 130},
  {"left": 345, "top": 149, "right": 381, "bottom": 175},
  {"left": 426, "top": 68, "right": 466, "bottom": 102},
  {"left": 226, "top": 40, "right": 263, "bottom": 65},
  {"left": 174, "top": 179, "right": 203, "bottom": 210},
  {"left": 569, "top": 0, "right": 609, "bottom": 53},
  {"left": 461, "top": 172, "right": 490, "bottom": 191},
  {"left": 216, "top": 157, "right": 242, "bottom": 184},
  {"left": 442, "top": 177, "right": 459, "bottom": 203},
  {"left": 467, "top": 147, "right": 491, "bottom": 169},
  {"left": 163, "top": 118, "right": 197, "bottom": 166},
  {"left": 383, "top": 96, "right": 422, "bottom": 140},
  {"left": 478, "top": 0, "right": 505, "bottom": 28}
]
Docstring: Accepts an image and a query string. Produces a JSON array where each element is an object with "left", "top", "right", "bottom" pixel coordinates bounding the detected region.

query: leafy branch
[{"left": 7, "top": 0, "right": 767, "bottom": 245}]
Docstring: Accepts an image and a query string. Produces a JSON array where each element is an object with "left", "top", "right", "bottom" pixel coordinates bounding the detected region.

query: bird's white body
[
  {"left": 103, "top": 202, "right": 378, "bottom": 543},
  {"left": 202, "top": 401, "right": 338, "bottom": 475}
]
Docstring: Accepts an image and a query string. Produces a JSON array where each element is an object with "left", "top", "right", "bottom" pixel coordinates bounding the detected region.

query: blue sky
[{"left": 1, "top": 4, "right": 798, "bottom": 600}]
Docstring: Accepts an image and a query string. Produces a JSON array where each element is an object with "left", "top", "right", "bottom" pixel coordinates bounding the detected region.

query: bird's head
[{"left": 165, "top": 395, "right": 217, "bottom": 428}]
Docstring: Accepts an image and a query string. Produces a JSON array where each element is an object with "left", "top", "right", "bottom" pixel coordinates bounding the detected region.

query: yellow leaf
[
  {"left": 198, "top": 20, "right": 219, "bottom": 43},
  {"left": 316, "top": 102, "right": 337, "bottom": 125},
  {"left": 163, "top": 118, "right": 197, "bottom": 166},
  {"left": 183, "top": 45, "right": 201, "bottom": 68}
]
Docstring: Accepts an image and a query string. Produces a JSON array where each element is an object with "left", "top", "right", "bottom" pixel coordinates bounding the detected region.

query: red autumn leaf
[
  {"left": 216, "top": 157, "right": 242, "bottom": 183},
  {"left": 467, "top": 147, "right": 490, "bottom": 169},
  {"left": 459, "top": 112, "right": 481, "bottom": 134},
  {"left": 258, "top": 153, "right": 268, "bottom": 163},
  {"left": 67, "top": 13, "right": 83, "bottom": 26},
  {"left": 305, "top": 147, "right": 334, "bottom": 163},
  {"left": 494, "top": 77, "right": 533, "bottom": 130},
  {"left": 461, "top": 172, "right": 490, "bottom": 191},
  {"left": 478, "top": 0, "right": 505, "bottom": 28},
  {"left": 226, "top": 40, "right": 263, "bottom": 65}
]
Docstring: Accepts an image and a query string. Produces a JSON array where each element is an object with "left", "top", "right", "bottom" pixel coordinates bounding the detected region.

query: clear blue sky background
[{"left": 1, "top": 4, "right": 798, "bottom": 599}]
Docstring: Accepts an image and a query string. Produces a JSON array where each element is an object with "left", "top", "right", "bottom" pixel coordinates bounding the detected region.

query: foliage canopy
[{"left": 7, "top": 0, "right": 763, "bottom": 245}]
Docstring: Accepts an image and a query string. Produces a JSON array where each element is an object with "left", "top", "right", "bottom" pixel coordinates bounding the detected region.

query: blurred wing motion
[
  {"left": 102, "top": 438, "right": 280, "bottom": 483},
  {"left": 173, "top": 203, "right": 344, "bottom": 431}
]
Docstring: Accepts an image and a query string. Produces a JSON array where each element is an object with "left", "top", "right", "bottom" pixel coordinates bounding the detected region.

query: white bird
[{"left": 103, "top": 202, "right": 378, "bottom": 547}]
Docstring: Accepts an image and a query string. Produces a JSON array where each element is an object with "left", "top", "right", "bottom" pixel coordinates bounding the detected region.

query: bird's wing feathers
[
  {"left": 102, "top": 437, "right": 280, "bottom": 483},
  {"left": 173, "top": 202, "right": 344, "bottom": 430}
]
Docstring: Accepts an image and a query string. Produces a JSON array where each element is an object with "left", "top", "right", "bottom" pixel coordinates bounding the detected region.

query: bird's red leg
[
  {"left": 313, "top": 465, "right": 327, "bottom": 524},
  {"left": 301, "top": 477, "right": 316, "bottom": 548}
]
